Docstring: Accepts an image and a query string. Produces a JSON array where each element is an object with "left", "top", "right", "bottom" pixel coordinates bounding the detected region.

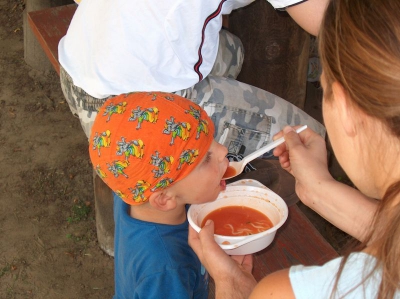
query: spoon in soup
[{"left": 222, "top": 125, "right": 308, "bottom": 180}]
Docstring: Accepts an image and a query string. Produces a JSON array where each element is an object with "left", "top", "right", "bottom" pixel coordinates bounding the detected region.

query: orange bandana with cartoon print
[{"left": 89, "top": 92, "right": 214, "bottom": 206}]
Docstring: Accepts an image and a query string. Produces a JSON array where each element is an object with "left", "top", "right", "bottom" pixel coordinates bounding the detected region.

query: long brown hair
[{"left": 319, "top": 0, "right": 400, "bottom": 298}]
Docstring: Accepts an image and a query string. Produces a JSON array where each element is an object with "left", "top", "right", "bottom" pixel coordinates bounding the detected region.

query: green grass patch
[{"left": 67, "top": 199, "right": 92, "bottom": 223}]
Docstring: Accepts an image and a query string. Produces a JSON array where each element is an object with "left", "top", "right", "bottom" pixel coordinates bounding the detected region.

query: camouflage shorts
[
  {"left": 60, "top": 29, "right": 325, "bottom": 157},
  {"left": 191, "top": 76, "right": 326, "bottom": 157},
  {"left": 60, "top": 29, "right": 244, "bottom": 138}
]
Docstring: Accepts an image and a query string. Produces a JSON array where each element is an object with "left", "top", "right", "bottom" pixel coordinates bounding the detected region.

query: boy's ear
[
  {"left": 148, "top": 190, "right": 177, "bottom": 211},
  {"left": 332, "top": 81, "right": 357, "bottom": 137}
]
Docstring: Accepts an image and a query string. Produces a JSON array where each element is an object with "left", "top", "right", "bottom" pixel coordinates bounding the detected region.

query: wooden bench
[
  {"left": 27, "top": 4, "right": 77, "bottom": 75},
  {"left": 27, "top": 5, "right": 338, "bottom": 297}
]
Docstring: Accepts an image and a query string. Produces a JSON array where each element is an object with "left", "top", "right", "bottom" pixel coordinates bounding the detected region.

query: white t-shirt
[
  {"left": 58, "top": 0, "right": 305, "bottom": 98},
  {"left": 290, "top": 252, "right": 400, "bottom": 298}
]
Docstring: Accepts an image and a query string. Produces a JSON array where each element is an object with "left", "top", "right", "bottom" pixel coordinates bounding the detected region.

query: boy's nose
[{"left": 218, "top": 143, "right": 228, "bottom": 162}]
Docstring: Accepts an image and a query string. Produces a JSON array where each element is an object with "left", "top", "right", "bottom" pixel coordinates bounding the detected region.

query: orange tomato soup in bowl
[{"left": 201, "top": 206, "right": 273, "bottom": 236}]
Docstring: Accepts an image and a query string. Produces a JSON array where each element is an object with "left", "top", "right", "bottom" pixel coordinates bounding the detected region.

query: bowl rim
[{"left": 187, "top": 181, "right": 289, "bottom": 248}]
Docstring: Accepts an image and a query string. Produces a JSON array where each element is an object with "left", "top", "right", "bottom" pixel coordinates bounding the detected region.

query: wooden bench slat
[{"left": 27, "top": 4, "right": 77, "bottom": 75}]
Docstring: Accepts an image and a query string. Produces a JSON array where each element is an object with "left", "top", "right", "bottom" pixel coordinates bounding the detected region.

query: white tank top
[{"left": 58, "top": 0, "right": 256, "bottom": 98}]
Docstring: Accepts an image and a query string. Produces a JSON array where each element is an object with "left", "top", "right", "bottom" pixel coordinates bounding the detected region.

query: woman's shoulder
[{"left": 289, "top": 252, "right": 387, "bottom": 299}]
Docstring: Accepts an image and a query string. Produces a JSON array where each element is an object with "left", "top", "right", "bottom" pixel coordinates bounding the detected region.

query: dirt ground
[
  {"left": 0, "top": 1, "right": 353, "bottom": 298},
  {"left": 0, "top": 1, "right": 115, "bottom": 298}
]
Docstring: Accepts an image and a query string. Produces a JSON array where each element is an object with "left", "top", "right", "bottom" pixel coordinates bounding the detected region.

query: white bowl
[{"left": 188, "top": 179, "right": 288, "bottom": 255}]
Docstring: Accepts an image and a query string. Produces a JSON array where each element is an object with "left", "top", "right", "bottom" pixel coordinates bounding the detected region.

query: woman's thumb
[
  {"left": 283, "top": 126, "right": 303, "bottom": 149},
  {"left": 199, "top": 220, "right": 215, "bottom": 239}
]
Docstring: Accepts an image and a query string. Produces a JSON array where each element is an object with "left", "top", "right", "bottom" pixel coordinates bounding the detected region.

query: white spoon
[{"left": 222, "top": 125, "right": 308, "bottom": 180}]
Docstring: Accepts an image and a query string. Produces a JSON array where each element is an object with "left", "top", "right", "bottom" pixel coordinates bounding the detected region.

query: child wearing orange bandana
[{"left": 89, "top": 92, "right": 228, "bottom": 298}]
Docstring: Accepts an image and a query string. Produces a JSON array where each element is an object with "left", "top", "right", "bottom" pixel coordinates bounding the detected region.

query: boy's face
[{"left": 171, "top": 140, "right": 228, "bottom": 205}]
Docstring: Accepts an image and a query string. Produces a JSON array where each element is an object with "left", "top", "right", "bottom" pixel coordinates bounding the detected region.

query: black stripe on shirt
[{"left": 194, "top": 0, "right": 227, "bottom": 82}]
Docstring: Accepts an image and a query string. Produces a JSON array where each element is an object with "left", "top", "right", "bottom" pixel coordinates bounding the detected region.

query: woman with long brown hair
[{"left": 189, "top": 0, "right": 400, "bottom": 298}]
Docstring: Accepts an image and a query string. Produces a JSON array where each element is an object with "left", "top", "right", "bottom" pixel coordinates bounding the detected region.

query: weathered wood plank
[
  {"left": 27, "top": 4, "right": 76, "bottom": 74},
  {"left": 228, "top": 1, "right": 310, "bottom": 109}
]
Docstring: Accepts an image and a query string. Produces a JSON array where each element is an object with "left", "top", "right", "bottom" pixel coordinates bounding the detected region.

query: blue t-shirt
[{"left": 113, "top": 194, "right": 209, "bottom": 299}]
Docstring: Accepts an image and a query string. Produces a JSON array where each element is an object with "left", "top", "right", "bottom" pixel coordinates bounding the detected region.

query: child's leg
[
  {"left": 190, "top": 76, "right": 324, "bottom": 207},
  {"left": 60, "top": 66, "right": 113, "bottom": 139},
  {"left": 191, "top": 75, "right": 326, "bottom": 156},
  {"left": 60, "top": 29, "right": 244, "bottom": 138},
  {"left": 209, "top": 29, "right": 244, "bottom": 79},
  {"left": 176, "top": 29, "right": 245, "bottom": 100}
]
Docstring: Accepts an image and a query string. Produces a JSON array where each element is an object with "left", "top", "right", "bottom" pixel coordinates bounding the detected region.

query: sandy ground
[{"left": 0, "top": 0, "right": 114, "bottom": 298}]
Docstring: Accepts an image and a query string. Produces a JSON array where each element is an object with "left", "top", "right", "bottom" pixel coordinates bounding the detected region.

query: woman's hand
[
  {"left": 273, "top": 126, "right": 377, "bottom": 241},
  {"left": 188, "top": 220, "right": 257, "bottom": 299},
  {"left": 273, "top": 126, "right": 333, "bottom": 206}
]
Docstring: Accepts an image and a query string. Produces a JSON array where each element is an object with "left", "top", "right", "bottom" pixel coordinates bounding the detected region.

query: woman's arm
[
  {"left": 285, "top": 0, "right": 329, "bottom": 36},
  {"left": 249, "top": 269, "right": 295, "bottom": 299},
  {"left": 300, "top": 175, "right": 378, "bottom": 241},
  {"left": 274, "top": 126, "right": 378, "bottom": 241}
]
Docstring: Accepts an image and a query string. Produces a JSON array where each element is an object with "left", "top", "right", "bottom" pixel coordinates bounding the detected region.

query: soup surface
[{"left": 201, "top": 205, "right": 273, "bottom": 236}]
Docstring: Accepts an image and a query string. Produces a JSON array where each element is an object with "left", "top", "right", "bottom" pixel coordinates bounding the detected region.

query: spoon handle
[
  {"left": 219, "top": 232, "right": 265, "bottom": 250},
  {"left": 241, "top": 125, "right": 308, "bottom": 165}
]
